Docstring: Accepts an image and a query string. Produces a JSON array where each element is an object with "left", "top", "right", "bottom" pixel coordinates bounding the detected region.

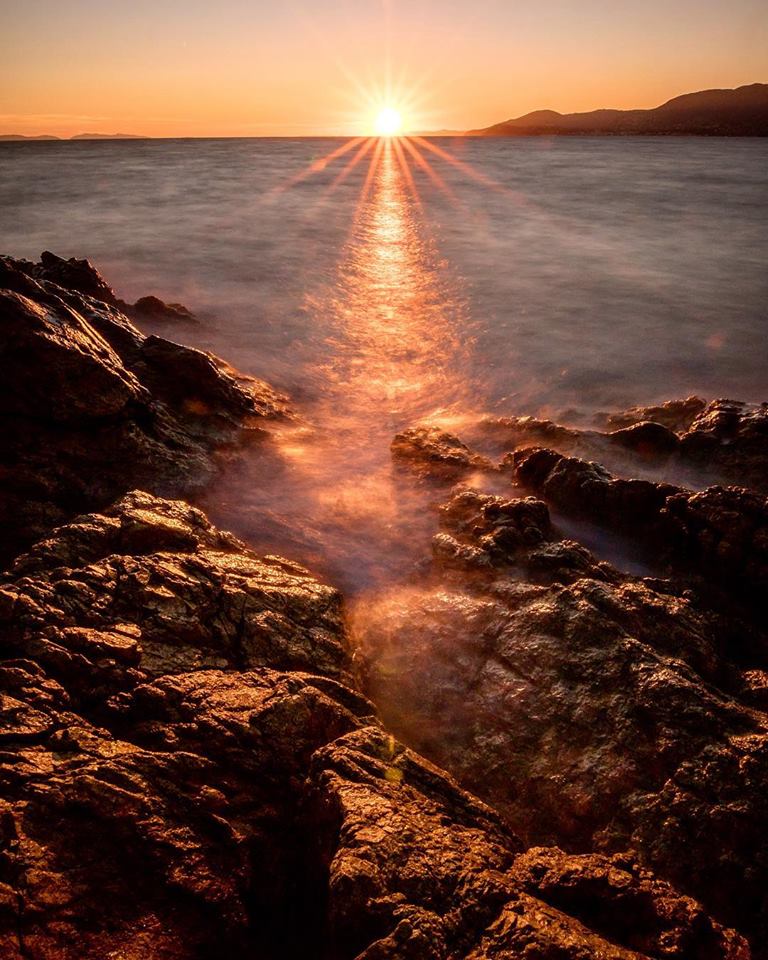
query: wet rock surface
[
  {"left": 511, "top": 447, "right": 768, "bottom": 602},
  {"left": 0, "top": 492, "right": 746, "bottom": 959},
  {"left": 358, "top": 399, "right": 768, "bottom": 951},
  {"left": 481, "top": 397, "right": 768, "bottom": 493},
  {"left": 360, "top": 480, "right": 768, "bottom": 949},
  {"left": 391, "top": 425, "right": 494, "bottom": 480},
  {"left": 0, "top": 253, "right": 287, "bottom": 562}
]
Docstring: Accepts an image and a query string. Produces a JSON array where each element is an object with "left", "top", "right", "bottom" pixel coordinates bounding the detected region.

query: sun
[{"left": 375, "top": 107, "right": 403, "bottom": 137}]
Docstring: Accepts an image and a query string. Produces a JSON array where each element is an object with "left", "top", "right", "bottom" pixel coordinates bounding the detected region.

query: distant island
[
  {"left": 0, "top": 133, "right": 147, "bottom": 141},
  {"left": 467, "top": 83, "right": 768, "bottom": 136}
]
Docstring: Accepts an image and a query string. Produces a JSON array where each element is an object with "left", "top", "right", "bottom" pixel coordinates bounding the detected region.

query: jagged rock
[
  {"left": 391, "top": 426, "right": 493, "bottom": 479},
  {"left": 512, "top": 446, "right": 681, "bottom": 535},
  {"left": 679, "top": 399, "right": 768, "bottom": 491},
  {"left": 593, "top": 397, "right": 768, "bottom": 492},
  {"left": 486, "top": 399, "right": 768, "bottom": 494},
  {"left": 0, "top": 254, "right": 287, "bottom": 562},
  {"left": 1, "top": 491, "right": 351, "bottom": 687},
  {"left": 129, "top": 295, "right": 197, "bottom": 324},
  {"left": 507, "top": 848, "right": 750, "bottom": 960},
  {"left": 358, "top": 486, "right": 768, "bottom": 949},
  {"left": 664, "top": 484, "right": 768, "bottom": 596},
  {"left": 599, "top": 397, "right": 707, "bottom": 433},
  {"left": 512, "top": 447, "right": 768, "bottom": 598},
  {"left": 14, "top": 252, "right": 198, "bottom": 324},
  {"left": 32, "top": 250, "right": 121, "bottom": 304},
  {"left": 0, "top": 494, "right": 746, "bottom": 959}
]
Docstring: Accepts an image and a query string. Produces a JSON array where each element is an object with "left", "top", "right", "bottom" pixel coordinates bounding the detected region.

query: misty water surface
[{"left": 1, "top": 135, "right": 767, "bottom": 589}]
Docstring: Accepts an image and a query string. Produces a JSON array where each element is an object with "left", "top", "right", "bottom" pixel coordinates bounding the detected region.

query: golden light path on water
[{"left": 203, "top": 138, "right": 495, "bottom": 592}]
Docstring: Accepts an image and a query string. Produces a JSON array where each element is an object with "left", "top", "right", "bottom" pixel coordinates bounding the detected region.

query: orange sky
[{"left": 2, "top": 0, "right": 766, "bottom": 137}]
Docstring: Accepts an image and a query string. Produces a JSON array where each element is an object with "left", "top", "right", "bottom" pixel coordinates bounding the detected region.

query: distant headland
[
  {"left": 466, "top": 83, "right": 768, "bottom": 137},
  {"left": 0, "top": 133, "right": 147, "bottom": 141}
]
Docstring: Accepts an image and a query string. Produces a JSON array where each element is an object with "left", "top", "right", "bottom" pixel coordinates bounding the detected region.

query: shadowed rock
[
  {"left": 0, "top": 254, "right": 287, "bottom": 562},
  {"left": 15, "top": 251, "right": 199, "bottom": 323},
  {"left": 512, "top": 447, "right": 768, "bottom": 598},
  {"left": 358, "top": 485, "right": 768, "bottom": 949},
  {"left": 129, "top": 294, "right": 197, "bottom": 324},
  {"left": 484, "top": 398, "right": 768, "bottom": 493},
  {"left": 609, "top": 419, "right": 681, "bottom": 456}
]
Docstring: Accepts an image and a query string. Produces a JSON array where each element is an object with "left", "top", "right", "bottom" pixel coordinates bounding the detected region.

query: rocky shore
[{"left": 1, "top": 255, "right": 766, "bottom": 958}]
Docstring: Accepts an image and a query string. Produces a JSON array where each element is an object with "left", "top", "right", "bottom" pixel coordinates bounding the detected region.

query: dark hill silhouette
[
  {"left": 70, "top": 132, "right": 147, "bottom": 139},
  {"left": 0, "top": 133, "right": 147, "bottom": 141},
  {"left": 0, "top": 134, "right": 62, "bottom": 141},
  {"left": 468, "top": 83, "right": 768, "bottom": 136}
]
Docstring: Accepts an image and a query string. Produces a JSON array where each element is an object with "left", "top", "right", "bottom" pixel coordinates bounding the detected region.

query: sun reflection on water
[{"left": 203, "top": 139, "right": 477, "bottom": 591}]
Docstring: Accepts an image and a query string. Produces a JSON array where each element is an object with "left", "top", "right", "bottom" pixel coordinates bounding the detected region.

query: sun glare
[{"left": 375, "top": 107, "right": 402, "bottom": 137}]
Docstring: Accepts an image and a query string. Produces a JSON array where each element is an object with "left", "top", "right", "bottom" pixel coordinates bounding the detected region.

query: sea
[{"left": 2, "top": 136, "right": 767, "bottom": 588}]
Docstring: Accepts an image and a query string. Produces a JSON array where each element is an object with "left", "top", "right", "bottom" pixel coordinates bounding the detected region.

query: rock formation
[
  {"left": 0, "top": 493, "right": 749, "bottom": 959},
  {"left": 357, "top": 400, "right": 768, "bottom": 952},
  {"left": 0, "top": 254, "right": 287, "bottom": 562},
  {"left": 0, "top": 253, "right": 764, "bottom": 958}
]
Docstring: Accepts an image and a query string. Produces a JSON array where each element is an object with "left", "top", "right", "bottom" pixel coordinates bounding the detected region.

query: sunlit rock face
[
  {"left": 357, "top": 417, "right": 768, "bottom": 949},
  {"left": 391, "top": 425, "right": 494, "bottom": 480},
  {"left": 0, "top": 254, "right": 288, "bottom": 563},
  {"left": 0, "top": 493, "right": 747, "bottom": 960}
]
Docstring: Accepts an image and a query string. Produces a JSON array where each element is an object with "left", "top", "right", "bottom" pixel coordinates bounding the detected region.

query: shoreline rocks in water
[
  {"left": 0, "top": 252, "right": 766, "bottom": 957},
  {"left": 358, "top": 398, "right": 768, "bottom": 950},
  {"left": 0, "top": 253, "right": 288, "bottom": 563},
  {"left": 479, "top": 397, "right": 768, "bottom": 494}
]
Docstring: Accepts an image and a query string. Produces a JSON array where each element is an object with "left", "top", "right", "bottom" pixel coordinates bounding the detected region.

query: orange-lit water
[{"left": 198, "top": 140, "right": 496, "bottom": 589}]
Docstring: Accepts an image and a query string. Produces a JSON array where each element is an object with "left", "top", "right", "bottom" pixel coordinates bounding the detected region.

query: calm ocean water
[{"left": 2, "top": 136, "right": 767, "bottom": 586}]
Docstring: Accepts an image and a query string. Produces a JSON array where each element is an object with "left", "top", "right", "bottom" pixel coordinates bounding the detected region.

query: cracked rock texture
[
  {"left": 0, "top": 253, "right": 287, "bottom": 563},
  {"left": 357, "top": 399, "right": 768, "bottom": 954}
]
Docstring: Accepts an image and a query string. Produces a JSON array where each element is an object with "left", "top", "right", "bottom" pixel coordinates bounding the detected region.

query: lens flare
[{"left": 375, "top": 107, "right": 402, "bottom": 137}]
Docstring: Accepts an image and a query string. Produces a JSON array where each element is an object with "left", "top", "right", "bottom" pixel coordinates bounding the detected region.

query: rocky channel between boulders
[{"left": 0, "top": 255, "right": 766, "bottom": 959}]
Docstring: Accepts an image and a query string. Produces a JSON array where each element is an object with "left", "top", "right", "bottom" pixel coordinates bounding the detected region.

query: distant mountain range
[
  {"left": 467, "top": 84, "right": 768, "bottom": 137},
  {"left": 0, "top": 133, "right": 147, "bottom": 141}
]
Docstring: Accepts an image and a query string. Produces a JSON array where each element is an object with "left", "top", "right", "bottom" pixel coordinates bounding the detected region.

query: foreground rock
[
  {"left": 0, "top": 253, "right": 287, "bottom": 562},
  {"left": 372, "top": 400, "right": 768, "bottom": 951},
  {"left": 0, "top": 493, "right": 747, "bottom": 959},
  {"left": 359, "top": 484, "right": 768, "bottom": 949}
]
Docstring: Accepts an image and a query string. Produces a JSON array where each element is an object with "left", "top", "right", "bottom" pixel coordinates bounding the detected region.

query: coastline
[{"left": 0, "top": 253, "right": 766, "bottom": 957}]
